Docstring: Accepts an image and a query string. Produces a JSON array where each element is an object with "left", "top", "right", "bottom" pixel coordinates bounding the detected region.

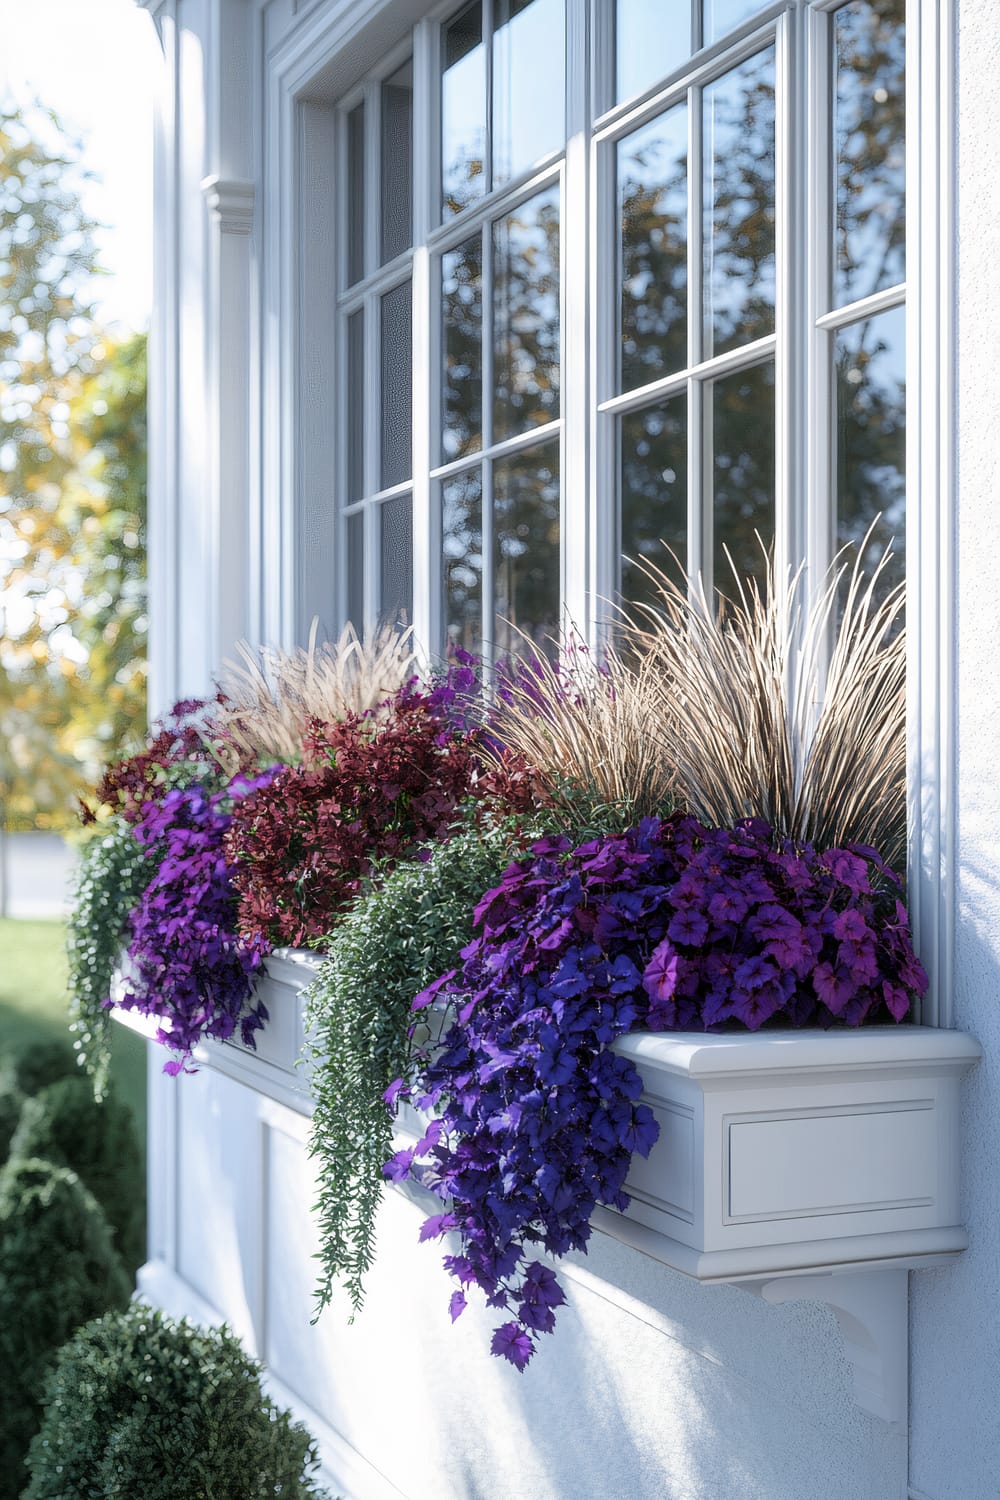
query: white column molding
[{"left": 201, "top": 174, "right": 255, "bottom": 235}]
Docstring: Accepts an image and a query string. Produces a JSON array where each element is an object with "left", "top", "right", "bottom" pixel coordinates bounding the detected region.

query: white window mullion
[
  {"left": 562, "top": 3, "right": 590, "bottom": 638},
  {"left": 688, "top": 81, "right": 707, "bottom": 588},
  {"left": 363, "top": 288, "right": 380, "bottom": 629},
  {"left": 805, "top": 3, "right": 833, "bottom": 591},
  {"left": 411, "top": 18, "right": 436, "bottom": 661},
  {"left": 480, "top": 213, "right": 495, "bottom": 656},
  {"left": 773, "top": 4, "right": 804, "bottom": 591}
]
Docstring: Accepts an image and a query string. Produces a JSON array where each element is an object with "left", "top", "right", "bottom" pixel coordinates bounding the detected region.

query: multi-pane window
[{"left": 334, "top": 0, "right": 905, "bottom": 656}]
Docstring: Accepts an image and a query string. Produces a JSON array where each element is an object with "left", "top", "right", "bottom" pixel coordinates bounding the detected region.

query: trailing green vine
[
  {"left": 305, "top": 816, "right": 534, "bottom": 1316},
  {"left": 66, "top": 818, "right": 151, "bottom": 1098}
]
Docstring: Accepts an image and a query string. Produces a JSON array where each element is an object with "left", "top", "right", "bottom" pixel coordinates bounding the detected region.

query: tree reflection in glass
[
  {"left": 619, "top": 103, "right": 687, "bottom": 392},
  {"left": 493, "top": 186, "right": 560, "bottom": 443},
  {"left": 620, "top": 398, "right": 687, "bottom": 615},
  {"left": 615, "top": 0, "right": 691, "bottom": 106},
  {"left": 712, "top": 360, "right": 775, "bottom": 600},
  {"left": 836, "top": 305, "right": 905, "bottom": 596},
  {"left": 443, "top": 469, "right": 483, "bottom": 652},
  {"left": 492, "top": 0, "right": 565, "bottom": 186},
  {"left": 834, "top": 0, "right": 905, "bottom": 307},
  {"left": 442, "top": 1, "right": 486, "bottom": 217},
  {"left": 494, "top": 444, "right": 560, "bottom": 657},
  {"left": 442, "top": 236, "right": 482, "bottom": 462},
  {"left": 704, "top": 47, "right": 775, "bottom": 358}
]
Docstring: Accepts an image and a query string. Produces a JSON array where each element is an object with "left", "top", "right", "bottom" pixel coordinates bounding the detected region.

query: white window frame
[{"left": 258, "top": 0, "right": 954, "bottom": 1021}]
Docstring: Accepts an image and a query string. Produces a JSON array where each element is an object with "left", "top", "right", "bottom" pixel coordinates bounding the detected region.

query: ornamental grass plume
[
  {"left": 481, "top": 636, "right": 677, "bottom": 831},
  {"left": 622, "top": 540, "right": 907, "bottom": 871},
  {"left": 213, "top": 619, "right": 416, "bottom": 767}
]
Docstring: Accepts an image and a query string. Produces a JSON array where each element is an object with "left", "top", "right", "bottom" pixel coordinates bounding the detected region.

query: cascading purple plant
[
  {"left": 386, "top": 814, "right": 928, "bottom": 1369},
  {"left": 115, "top": 773, "right": 278, "bottom": 1075}
]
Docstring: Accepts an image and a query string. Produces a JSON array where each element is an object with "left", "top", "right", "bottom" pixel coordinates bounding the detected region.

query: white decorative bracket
[
  {"left": 201, "top": 175, "right": 255, "bottom": 236},
  {"left": 747, "top": 1269, "right": 909, "bottom": 1428}
]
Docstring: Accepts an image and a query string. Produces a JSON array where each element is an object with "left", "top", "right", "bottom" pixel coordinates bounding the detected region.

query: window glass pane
[
  {"left": 380, "top": 493, "right": 413, "bottom": 626},
  {"left": 380, "top": 282, "right": 412, "bottom": 490},
  {"left": 381, "top": 60, "right": 413, "bottom": 264},
  {"left": 616, "top": 0, "right": 691, "bottom": 104},
  {"left": 493, "top": 186, "right": 560, "bottom": 443},
  {"left": 443, "top": 469, "right": 483, "bottom": 653},
  {"left": 347, "top": 309, "right": 365, "bottom": 502},
  {"left": 836, "top": 305, "right": 905, "bottom": 595},
  {"left": 494, "top": 443, "right": 560, "bottom": 656},
  {"left": 492, "top": 0, "right": 565, "bottom": 186},
  {"left": 712, "top": 360, "right": 775, "bottom": 600},
  {"left": 619, "top": 103, "right": 688, "bottom": 393},
  {"left": 442, "top": 236, "right": 483, "bottom": 462},
  {"left": 347, "top": 102, "right": 365, "bottom": 285},
  {"left": 620, "top": 397, "right": 687, "bottom": 614},
  {"left": 833, "top": 0, "right": 905, "bottom": 307},
  {"left": 704, "top": 47, "right": 776, "bottom": 359},
  {"left": 442, "top": 1, "right": 486, "bottom": 218},
  {"left": 705, "top": 0, "right": 770, "bottom": 45},
  {"left": 346, "top": 510, "right": 365, "bottom": 629}
]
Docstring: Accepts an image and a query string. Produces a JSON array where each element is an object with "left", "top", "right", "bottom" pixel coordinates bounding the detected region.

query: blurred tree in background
[{"left": 0, "top": 104, "right": 146, "bottom": 829}]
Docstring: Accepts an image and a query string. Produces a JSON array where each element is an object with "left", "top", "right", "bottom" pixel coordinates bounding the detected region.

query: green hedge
[
  {"left": 10, "top": 1074, "right": 145, "bottom": 1274},
  {"left": 0, "top": 1157, "right": 131, "bottom": 1499},
  {"left": 24, "top": 1304, "right": 333, "bottom": 1500}
]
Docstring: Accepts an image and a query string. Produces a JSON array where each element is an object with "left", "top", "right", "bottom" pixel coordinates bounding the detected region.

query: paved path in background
[{"left": 0, "top": 832, "right": 78, "bottom": 919}]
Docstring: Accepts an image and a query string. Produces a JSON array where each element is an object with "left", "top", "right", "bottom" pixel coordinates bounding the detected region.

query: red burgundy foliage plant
[{"left": 224, "top": 684, "right": 536, "bottom": 948}]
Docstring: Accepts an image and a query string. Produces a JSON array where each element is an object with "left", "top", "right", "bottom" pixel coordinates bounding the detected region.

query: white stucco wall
[
  {"left": 151, "top": 1055, "right": 906, "bottom": 1500},
  {"left": 907, "top": 3, "right": 1000, "bottom": 1497},
  {"left": 138, "top": 1, "right": 995, "bottom": 1496}
]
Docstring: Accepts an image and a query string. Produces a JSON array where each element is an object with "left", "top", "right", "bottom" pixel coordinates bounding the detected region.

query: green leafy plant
[
  {"left": 0, "top": 1085, "right": 23, "bottom": 1161},
  {"left": 23, "top": 1304, "right": 332, "bottom": 1500},
  {"left": 66, "top": 815, "right": 151, "bottom": 1096},
  {"left": 306, "top": 816, "right": 532, "bottom": 1315},
  {"left": 0, "top": 1157, "right": 131, "bottom": 1499},
  {"left": 1, "top": 1038, "right": 79, "bottom": 1097},
  {"left": 11, "top": 1075, "right": 145, "bottom": 1274}
]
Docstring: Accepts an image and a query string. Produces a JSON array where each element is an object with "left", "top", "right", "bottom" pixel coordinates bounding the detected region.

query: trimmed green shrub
[
  {"left": 0, "top": 1157, "right": 131, "bottom": 1499},
  {"left": 2, "top": 1037, "right": 79, "bottom": 1098},
  {"left": 24, "top": 1304, "right": 332, "bottom": 1500},
  {"left": 0, "top": 1084, "right": 24, "bottom": 1160},
  {"left": 10, "top": 1074, "right": 145, "bottom": 1274}
]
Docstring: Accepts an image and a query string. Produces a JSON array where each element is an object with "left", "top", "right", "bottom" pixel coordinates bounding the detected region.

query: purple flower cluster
[
  {"left": 387, "top": 815, "right": 927, "bottom": 1368},
  {"left": 115, "top": 777, "right": 275, "bottom": 1074}
]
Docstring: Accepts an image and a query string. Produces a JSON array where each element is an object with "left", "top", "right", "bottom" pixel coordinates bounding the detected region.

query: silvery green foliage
[
  {"left": 66, "top": 817, "right": 151, "bottom": 1097},
  {"left": 305, "top": 817, "right": 524, "bottom": 1317}
]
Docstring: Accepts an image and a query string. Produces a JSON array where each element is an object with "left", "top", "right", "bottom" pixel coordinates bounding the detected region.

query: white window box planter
[{"left": 116, "top": 949, "right": 980, "bottom": 1426}]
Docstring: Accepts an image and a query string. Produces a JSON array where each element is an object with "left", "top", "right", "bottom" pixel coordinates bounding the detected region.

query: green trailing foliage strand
[
  {"left": 305, "top": 818, "right": 526, "bottom": 1316},
  {"left": 66, "top": 816, "right": 151, "bottom": 1096}
]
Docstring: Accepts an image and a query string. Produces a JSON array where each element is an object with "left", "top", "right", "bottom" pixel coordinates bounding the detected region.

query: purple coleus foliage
[
  {"left": 386, "top": 815, "right": 927, "bottom": 1369},
  {"left": 114, "top": 774, "right": 277, "bottom": 1075}
]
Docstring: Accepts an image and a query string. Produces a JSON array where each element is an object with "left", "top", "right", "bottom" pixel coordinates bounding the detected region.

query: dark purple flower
[{"left": 491, "top": 1322, "right": 535, "bottom": 1371}]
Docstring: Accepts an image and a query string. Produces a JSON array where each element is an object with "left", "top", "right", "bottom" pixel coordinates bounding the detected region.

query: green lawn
[{"left": 0, "top": 917, "right": 147, "bottom": 1142}]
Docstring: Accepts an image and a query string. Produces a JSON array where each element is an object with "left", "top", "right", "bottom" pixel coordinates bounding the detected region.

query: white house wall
[
  {"left": 137, "top": 1, "right": 994, "bottom": 1497},
  {"left": 907, "top": 2, "right": 1000, "bottom": 1497}
]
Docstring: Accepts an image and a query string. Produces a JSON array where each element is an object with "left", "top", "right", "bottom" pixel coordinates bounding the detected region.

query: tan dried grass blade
[
  {"left": 213, "top": 621, "right": 416, "bottom": 766},
  {"left": 621, "top": 535, "right": 906, "bottom": 868},
  {"left": 480, "top": 631, "right": 677, "bottom": 825}
]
